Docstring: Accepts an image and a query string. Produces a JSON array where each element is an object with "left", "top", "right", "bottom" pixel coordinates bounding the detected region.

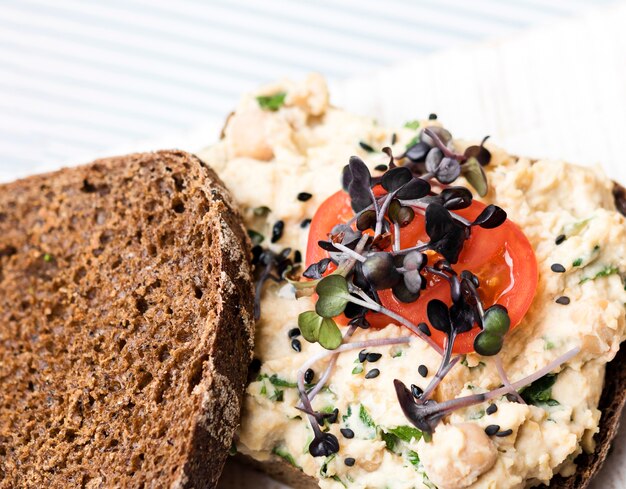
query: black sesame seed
[
  {"left": 271, "top": 220, "right": 285, "bottom": 243},
  {"left": 304, "top": 368, "right": 315, "bottom": 384},
  {"left": 418, "top": 365, "right": 428, "bottom": 377},
  {"left": 366, "top": 352, "right": 382, "bottom": 363},
  {"left": 551, "top": 263, "right": 566, "bottom": 273},
  {"left": 486, "top": 404, "right": 498, "bottom": 415},
  {"left": 340, "top": 428, "right": 355, "bottom": 439},
  {"left": 297, "top": 192, "right": 313, "bottom": 202},
  {"left": 496, "top": 429, "right": 513, "bottom": 437},
  {"left": 359, "top": 141, "right": 375, "bottom": 153},
  {"left": 485, "top": 424, "right": 500, "bottom": 436},
  {"left": 418, "top": 322, "right": 431, "bottom": 337},
  {"left": 411, "top": 384, "right": 423, "bottom": 398},
  {"left": 288, "top": 328, "right": 301, "bottom": 338},
  {"left": 358, "top": 349, "right": 368, "bottom": 363},
  {"left": 555, "top": 234, "right": 566, "bottom": 245},
  {"left": 556, "top": 296, "right": 571, "bottom": 305},
  {"left": 506, "top": 393, "right": 521, "bottom": 403},
  {"left": 294, "top": 250, "right": 302, "bottom": 264},
  {"left": 344, "top": 457, "right": 356, "bottom": 467},
  {"left": 365, "top": 368, "right": 380, "bottom": 379},
  {"left": 291, "top": 338, "right": 302, "bottom": 352},
  {"left": 374, "top": 164, "right": 388, "bottom": 172},
  {"left": 391, "top": 133, "right": 397, "bottom": 145},
  {"left": 428, "top": 113, "right": 438, "bottom": 120}
]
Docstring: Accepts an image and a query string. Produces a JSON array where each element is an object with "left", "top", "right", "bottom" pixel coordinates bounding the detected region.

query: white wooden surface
[{"left": 219, "top": 3, "right": 626, "bottom": 488}]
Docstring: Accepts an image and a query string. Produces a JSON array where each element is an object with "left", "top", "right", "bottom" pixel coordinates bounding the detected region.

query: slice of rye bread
[
  {"left": 0, "top": 150, "right": 255, "bottom": 489},
  {"left": 225, "top": 182, "right": 626, "bottom": 489}
]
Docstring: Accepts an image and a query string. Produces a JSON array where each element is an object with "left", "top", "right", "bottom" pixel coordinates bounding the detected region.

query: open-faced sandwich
[{"left": 201, "top": 75, "right": 626, "bottom": 489}]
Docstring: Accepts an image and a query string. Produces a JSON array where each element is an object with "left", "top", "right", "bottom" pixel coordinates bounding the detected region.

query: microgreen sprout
[
  {"left": 251, "top": 124, "right": 547, "bottom": 457},
  {"left": 394, "top": 347, "right": 579, "bottom": 435}
]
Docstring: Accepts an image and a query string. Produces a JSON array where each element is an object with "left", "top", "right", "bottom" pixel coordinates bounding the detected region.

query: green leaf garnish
[
  {"left": 298, "top": 311, "right": 342, "bottom": 350},
  {"left": 462, "top": 156, "right": 488, "bottom": 197},
  {"left": 269, "top": 389, "right": 284, "bottom": 402},
  {"left": 359, "top": 404, "right": 376, "bottom": 429},
  {"left": 519, "top": 373, "right": 558, "bottom": 406},
  {"left": 404, "top": 120, "right": 420, "bottom": 130},
  {"left": 247, "top": 229, "right": 264, "bottom": 246},
  {"left": 580, "top": 265, "right": 620, "bottom": 284},
  {"left": 318, "top": 318, "right": 342, "bottom": 350},
  {"left": 272, "top": 446, "right": 301, "bottom": 468},
  {"left": 298, "top": 311, "right": 323, "bottom": 342},
  {"left": 407, "top": 450, "right": 420, "bottom": 466},
  {"left": 331, "top": 475, "right": 347, "bottom": 488},
  {"left": 320, "top": 453, "right": 336, "bottom": 477},
  {"left": 474, "top": 305, "right": 510, "bottom": 356},
  {"left": 267, "top": 374, "right": 297, "bottom": 388},
  {"left": 385, "top": 425, "right": 423, "bottom": 443},
  {"left": 256, "top": 92, "right": 286, "bottom": 111},
  {"left": 381, "top": 431, "right": 399, "bottom": 452},
  {"left": 315, "top": 275, "right": 350, "bottom": 317}
]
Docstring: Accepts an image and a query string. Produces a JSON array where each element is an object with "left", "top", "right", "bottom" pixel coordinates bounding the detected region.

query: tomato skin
[{"left": 305, "top": 190, "right": 538, "bottom": 354}]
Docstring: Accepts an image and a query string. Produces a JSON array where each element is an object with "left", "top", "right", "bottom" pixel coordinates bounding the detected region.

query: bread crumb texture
[{"left": 0, "top": 150, "right": 254, "bottom": 488}]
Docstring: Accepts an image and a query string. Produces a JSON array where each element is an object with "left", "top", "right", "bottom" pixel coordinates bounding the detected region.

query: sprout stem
[
  {"left": 393, "top": 223, "right": 401, "bottom": 252},
  {"left": 416, "top": 347, "right": 580, "bottom": 421},
  {"left": 306, "top": 324, "right": 357, "bottom": 403},
  {"left": 391, "top": 242, "right": 430, "bottom": 256},
  {"left": 399, "top": 199, "right": 472, "bottom": 227},
  {"left": 333, "top": 242, "right": 367, "bottom": 263},
  {"left": 296, "top": 335, "right": 412, "bottom": 415},
  {"left": 375, "top": 190, "right": 398, "bottom": 236},
  {"left": 495, "top": 354, "right": 526, "bottom": 404},
  {"left": 423, "top": 127, "right": 466, "bottom": 162},
  {"left": 420, "top": 355, "right": 461, "bottom": 401},
  {"left": 346, "top": 291, "right": 442, "bottom": 355}
]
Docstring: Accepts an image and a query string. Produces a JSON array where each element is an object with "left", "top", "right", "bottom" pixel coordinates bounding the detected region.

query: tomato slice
[{"left": 305, "top": 190, "right": 538, "bottom": 354}]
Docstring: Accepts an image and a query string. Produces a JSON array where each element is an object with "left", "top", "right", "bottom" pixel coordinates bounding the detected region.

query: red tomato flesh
[{"left": 305, "top": 190, "right": 538, "bottom": 354}]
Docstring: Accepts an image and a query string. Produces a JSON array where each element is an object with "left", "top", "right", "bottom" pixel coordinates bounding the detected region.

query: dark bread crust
[
  {"left": 0, "top": 151, "right": 254, "bottom": 488},
  {"left": 222, "top": 181, "right": 626, "bottom": 488}
]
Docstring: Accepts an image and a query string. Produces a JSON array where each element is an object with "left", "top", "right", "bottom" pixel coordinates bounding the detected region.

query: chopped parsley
[
  {"left": 359, "top": 404, "right": 376, "bottom": 429},
  {"left": 320, "top": 453, "right": 336, "bottom": 477},
  {"left": 342, "top": 404, "right": 376, "bottom": 439},
  {"left": 519, "top": 373, "right": 560, "bottom": 406},
  {"left": 580, "top": 265, "right": 620, "bottom": 284},
  {"left": 404, "top": 120, "right": 421, "bottom": 130},
  {"left": 269, "top": 389, "right": 284, "bottom": 402},
  {"left": 407, "top": 450, "right": 420, "bottom": 466},
  {"left": 257, "top": 373, "right": 297, "bottom": 388},
  {"left": 385, "top": 425, "right": 423, "bottom": 443},
  {"left": 256, "top": 92, "right": 286, "bottom": 111},
  {"left": 272, "top": 446, "right": 300, "bottom": 468}
]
